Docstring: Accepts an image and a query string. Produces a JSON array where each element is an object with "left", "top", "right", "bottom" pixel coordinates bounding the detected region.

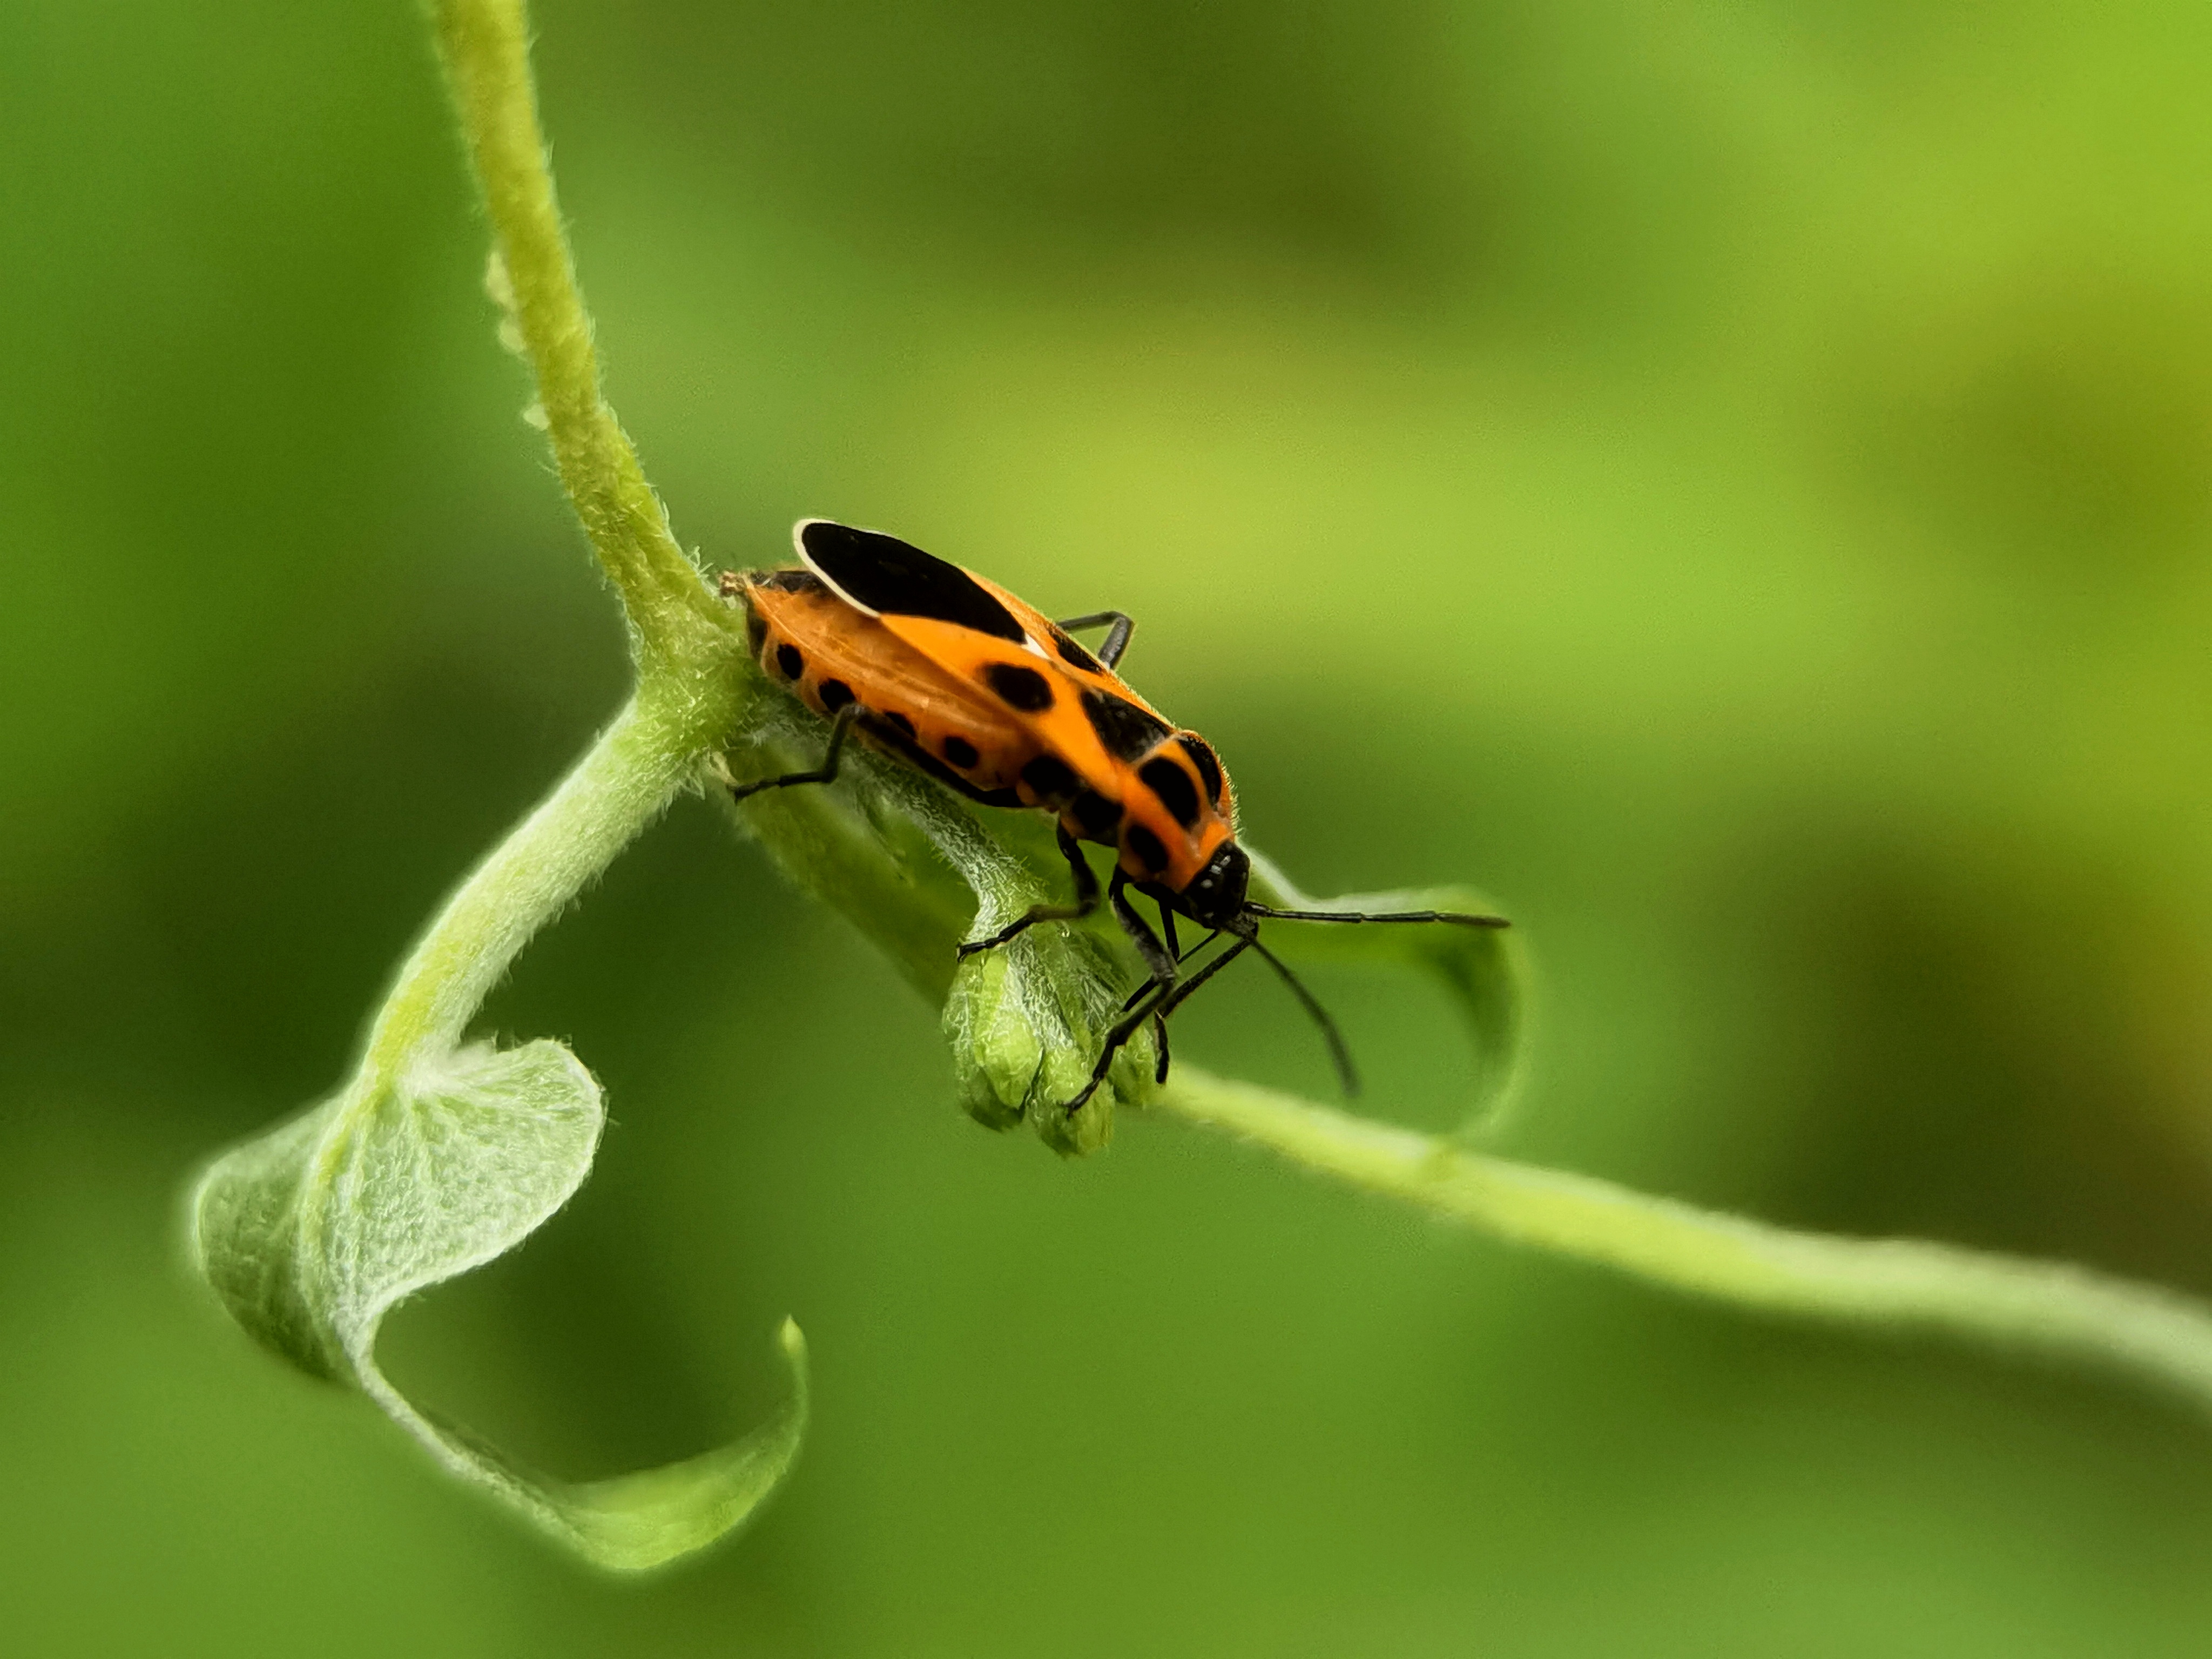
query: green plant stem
[
  {"left": 357, "top": 685, "right": 713, "bottom": 1088},
  {"left": 1157, "top": 1069, "right": 2212, "bottom": 1409},
  {"left": 431, "top": 0, "right": 730, "bottom": 662},
  {"left": 356, "top": 0, "right": 767, "bottom": 1096}
]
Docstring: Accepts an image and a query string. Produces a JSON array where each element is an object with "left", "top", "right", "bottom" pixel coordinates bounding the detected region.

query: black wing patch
[
  {"left": 797, "top": 520, "right": 1027, "bottom": 643},
  {"left": 982, "top": 661, "right": 1055, "bottom": 711},
  {"left": 1048, "top": 624, "right": 1101, "bottom": 673},
  {"left": 1138, "top": 756, "right": 1201, "bottom": 829},
  {"left": 1081, "top": 687, "right": 1172, "bottom": 763},
  {"left": 1175, "top": 734, "right": 1224, "bottom": 804}
]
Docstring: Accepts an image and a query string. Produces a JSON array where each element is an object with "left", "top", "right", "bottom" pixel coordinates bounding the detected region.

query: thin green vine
[
  {"left": 183, "top": 0, "right": 2212, "bottom": 1578},
  {"left": 1157, "top": 1071, "right": 2212, "bottom": 1408}
]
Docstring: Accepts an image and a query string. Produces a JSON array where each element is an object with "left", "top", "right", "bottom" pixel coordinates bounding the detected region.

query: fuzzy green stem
[
  {"left": 358, "top": 685, "right": 714, "bottom": 1085},
  {"left": 430, "top": 0, "right": 730, "bottom": 661},
  {"left": 358, "top": 0, "right": 773, "bottom": 1095},
  {"left": 1156, "top": 1070, "right": 2212, "bottom": 1410},
  {"left": 385, "top": 0, "right": 759, "bottom": 1097}
]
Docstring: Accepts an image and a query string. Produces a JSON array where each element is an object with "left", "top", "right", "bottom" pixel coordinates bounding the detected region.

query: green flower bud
[{"left": 945, "top": 925, "right": 1159, "bottom": 1158}]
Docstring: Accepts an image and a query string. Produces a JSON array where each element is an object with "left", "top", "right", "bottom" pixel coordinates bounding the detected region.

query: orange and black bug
[{"left": 720, "top": 520, "right": 1508, "bottom": 1112}]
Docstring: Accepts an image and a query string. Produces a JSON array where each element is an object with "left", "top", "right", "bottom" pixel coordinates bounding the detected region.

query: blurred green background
[{"left": 9, "top": 0, "right": 2212, "bottom": 1652}]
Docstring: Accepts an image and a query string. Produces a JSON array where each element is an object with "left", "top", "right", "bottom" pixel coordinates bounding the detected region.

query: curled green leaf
[{"left": 190, "top": 1038, "right": 807, "bottom": 1573}]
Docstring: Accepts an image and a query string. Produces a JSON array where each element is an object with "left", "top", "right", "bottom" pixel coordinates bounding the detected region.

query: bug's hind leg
[
  {"left": 957, "top": 824, "right": 1101, "bottom": 959},
  {"left": 1055, "top": 610, "right": 1136, "bottom": 670},
  {"left": 727, "top": 704, "right": 859, "bottom": 802}
]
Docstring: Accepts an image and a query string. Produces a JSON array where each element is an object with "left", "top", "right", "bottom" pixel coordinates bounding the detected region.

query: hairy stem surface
[{"left": 1158, "top": 1070, "right": 2212, "bottom": 1411}]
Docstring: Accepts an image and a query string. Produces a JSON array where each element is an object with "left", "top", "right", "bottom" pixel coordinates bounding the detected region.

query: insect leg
[
  {"left": 1121, "top": 927, "right": 1220, "bottom": 1011},
  {"left": 1055, "top": 610, "right": 1136, "bottom": 670},
  {"left": 1149, "top": 898, "right": 1183, "bottom": 1080},
  {"left": 1245, "top": 934, "right": 1359, "bottom": 1097},
  {"left": 956, "top": 824, "right": 1102, "bottom": 959},
  {"left": 1241, "top": 903, "right": 1510, "bottom": 929},
  {"left": 727, "top": 703, "right": 858, "bottom": 802},
  {"left": 1155, "top": 898, "right": 1183, "bottom": 963},
  {"left": 1111, "top": 869, "right": 1178, "bottom": 986},
  {"left": 1063, "top": 936, "right": 1254, "bottom": 1115},
  {"left": 1102, "top": 871, "right": 1185, "bottom": 1079}
]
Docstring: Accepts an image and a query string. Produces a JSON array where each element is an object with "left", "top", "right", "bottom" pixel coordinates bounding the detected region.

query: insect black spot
[
  {"left": 775, "top": 643, "right": 804, "bottom": 680},
  {"left": 883, "top": 711, "right": 916, "bottom": 738},
  {"left": 819, "top": 679, "right": 855, "bottom": 711},
  {"left": 745, "top": 606, "right": 767, "bottom": 656},
  {"left": 943, "top": 734, "right": 980, "bottom": 768},
  {"left": 1021, "top": 754, "right": 1079, "bottom": 801},
  {"left": 798, "top": 521, "right": 1028, "bottom": 642},
  {"left": 1070, "top": 789, "right": 1123, "bottom": 839},
  {"left": 1080, "top": 689, "right": 1172, "bottom": 764},
  {"left": 1176, "top": 734, "right": 1224, "bottom": 804},
  {"left": 983, "top": 661, "right": 1054, "bottom": 712},
  {"left": 1125, "top": 822, "right": 1170, "bottom": 875},
  {"left": 1049, "top": 625, "right": 1101, "bottom": 673},
  {"left": 1138, "top": 756, "right": 1201, "bottom": 830}
]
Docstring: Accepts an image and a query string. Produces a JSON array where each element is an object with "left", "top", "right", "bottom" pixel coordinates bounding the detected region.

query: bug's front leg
[
  {"left": 1104, "top": 871, "right": 1184, "bottom": 1082},
  {"left": 1110, "top": 868, "right": 1177, "bottom": 989},
  {"left": 956, "top": 824, "right": 1101, "bottom": 959},
  {"left": 726, "top": 703, "right": 858, "bottom": 802},
  {"left": 1064, "top": 933, "right": 1254, "bottom": 1115}
]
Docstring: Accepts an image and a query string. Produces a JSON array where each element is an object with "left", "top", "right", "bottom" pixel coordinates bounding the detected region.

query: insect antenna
[
  {"left": 1244, "top": 930, "right": 1360, "bottom": 1098},
  {"left": 1242, "top": 903, "right": 1509, "bottom": 929}
]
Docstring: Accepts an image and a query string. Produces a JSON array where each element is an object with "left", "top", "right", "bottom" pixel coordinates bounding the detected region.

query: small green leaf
[
  {"left": 189, "top": 1038, "right": 806, "bottom": 1573},
  {"left": 1246, "top": 848, "right": 1532, "bottom": 1136}
]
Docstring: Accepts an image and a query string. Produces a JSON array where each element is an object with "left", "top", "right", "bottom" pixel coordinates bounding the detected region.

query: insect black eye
[{"left": 1181, "top": 843, "right": 1250, "bottom": 928}]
